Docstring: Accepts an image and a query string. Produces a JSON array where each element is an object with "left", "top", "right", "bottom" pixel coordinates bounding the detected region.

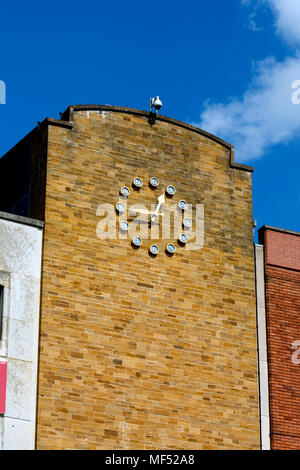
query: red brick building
[{"left": 257, "top": 226, "right": 300, "bottom": 449}]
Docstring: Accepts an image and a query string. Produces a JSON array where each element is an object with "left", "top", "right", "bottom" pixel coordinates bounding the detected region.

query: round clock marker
[
  {"left": 166, "top": 243, "right": 176, "bottom": 254},
  {"left": 133, "top": 177, "right": 143, "bottom": 188},
  {"left": 178, "top": 200, "right": 187, "bottom": 210},
  {"left": 178, "top": 233, "right": 188, "bottom": 244},
  {"left": 132, "top": 236, "right": 142, "bottom": 247},
  {"left": 120, "top": 221, "right": 129, "bottom": 231},
  {"left": 116, "top": 202, "right": 125, "bottom": 213},
  {"left": 149, "top": 244, "right": 159, "bottom": 255},
  {"left": 166, "top": 185, "right": 176, "bottom": 196},
  {"left": 120, "top": 186, "right": 130, "bottom": 197},
  {"left": 149, "top": 177, "right": 159, "bottom": 188},
  {"left": 183, "top": 217, "right": 192, "bottom": 228}
]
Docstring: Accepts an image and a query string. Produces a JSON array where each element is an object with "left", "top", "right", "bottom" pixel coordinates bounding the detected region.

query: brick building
[
  {"left": 1, "top": 105, "right": 299, "bottom": 450},
  {"left": 0, "top": 105, "right": 261, "bottom": 449},
  {"left": 256, "top": 226, "right": 300, "bottom": 450}
]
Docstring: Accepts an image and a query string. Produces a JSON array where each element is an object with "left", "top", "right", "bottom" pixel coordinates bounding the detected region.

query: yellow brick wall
[{"left": 36, "top": 109, "right": 260, "bottom": 449}]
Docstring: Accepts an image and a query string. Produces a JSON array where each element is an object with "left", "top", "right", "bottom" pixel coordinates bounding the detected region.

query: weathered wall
[
  {"left": 259, "top": 227, "right": 300, "bottom": 450},
  {"left": 35, "top": 108, "right": 260, "bottom": 449},
  {"left": 0, "top": 212, "right": 43, "bottom": 449}
]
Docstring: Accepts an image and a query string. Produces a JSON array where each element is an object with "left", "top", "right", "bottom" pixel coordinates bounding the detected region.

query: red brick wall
[{"left": 262, "top": 228, "right": 300, "bottom": 449}]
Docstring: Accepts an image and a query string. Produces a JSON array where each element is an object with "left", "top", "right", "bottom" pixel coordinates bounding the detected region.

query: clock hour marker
[
  {"left": 178, "top": 200, "right": 187, "bottom": 210},
  {"left": 166, "top": 185, "right": 176, "bottom": 196},
  {"left": 183, "top": 217, "right": 192, "bottom": 228},
  {"left": 116, "top": 202, "right": 125, "bottom": 213},
  {"left": 133, "top": 177, "right": 143, "bottom": 188},
  {"left": 149, "top": 177, "right": 159, "bottom": 188},
  {"left": 120, "top": 221, "right": 129, "bottom": 231},
  {"left": 166, "top": 243, "right": 176, "bottom": 254},
  {"left": 132, "top": 236, "right": 142, "bottom": 247},
  {"left": 149, "top": 244, "right": 159, "bottom": 255},
  {"left": 120, "top": 186, "right": 130, "bottom": 197},
  {"left": 178, "top": 233, "right": 188, "bottom": 244}
]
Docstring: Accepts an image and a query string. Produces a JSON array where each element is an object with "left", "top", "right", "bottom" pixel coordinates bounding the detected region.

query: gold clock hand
[
  {"left": 151, "top": 193, "right": 166, "bottom": 220},
  {"left": 132, "top": 208, "right": 164, "bottom": 216}
]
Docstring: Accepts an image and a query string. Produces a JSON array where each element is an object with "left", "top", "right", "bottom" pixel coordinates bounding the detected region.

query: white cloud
[
  {"left": 242, "top": 0, "right": 300, "bottom": 45},
  {"left": 193, "top": 1, "right": 300, "bottom": 162},
  {"left": 196, "top": 56, "right": 300, "bottom": 161},
  {"left": 267, "top": 0, "right": 300, "bottom": 46},
  {"left": 241, "top": 0, "right": 263, "bottom": 31}
]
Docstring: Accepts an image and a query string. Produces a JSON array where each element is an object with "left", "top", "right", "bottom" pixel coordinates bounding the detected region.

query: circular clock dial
[{"left": 115, "top": 177, "right": 192, "bottom": 255}]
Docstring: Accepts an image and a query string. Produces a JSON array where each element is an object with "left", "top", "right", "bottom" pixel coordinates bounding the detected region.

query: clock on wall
[{"left": 115, "top": 177, "right": 191, "bottom": 256}]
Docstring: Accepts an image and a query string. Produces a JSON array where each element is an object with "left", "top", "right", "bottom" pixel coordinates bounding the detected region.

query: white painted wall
[
  {"left": 0, "top": 214, "right": 43, "bottom": 450},
  {"left": 255, "top": 244, "right": 271, "bottom": 450}
]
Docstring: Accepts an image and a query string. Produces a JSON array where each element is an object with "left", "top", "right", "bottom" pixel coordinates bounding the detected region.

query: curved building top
[{"left": 55, "top": 105, "right": 253, "bottom": 173}]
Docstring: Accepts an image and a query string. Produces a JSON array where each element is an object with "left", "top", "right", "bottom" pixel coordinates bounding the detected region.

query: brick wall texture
[
  {"left": 30, "top": 108, "right": 260, "bottom": 449},
  {"left": 263, "top": 228, "right": 300, "bottom": 449}
]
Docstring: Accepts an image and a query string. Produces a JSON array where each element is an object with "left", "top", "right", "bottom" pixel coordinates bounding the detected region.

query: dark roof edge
[
  {"left": 0, "top": 118, "right": 72, "bottom": 162},
  {"left": 0, "top": 105, "right": 254, "bottom": 173},
  {"left": 258, "top": 224, "right": 300, "bottom": 240},
  {"left": 62, "top": 105, "right": 254, "bottom": 173},
  {"left": 0, "top": 211, "right": 44, "bottom": 229}
]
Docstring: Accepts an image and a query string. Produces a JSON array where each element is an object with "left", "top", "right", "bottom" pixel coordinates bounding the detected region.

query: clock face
[{"left": 115, "top": 176, "right": 190, "bottom": 255}]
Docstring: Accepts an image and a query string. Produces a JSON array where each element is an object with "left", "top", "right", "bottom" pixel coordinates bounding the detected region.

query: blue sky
[{"left": 0, "top": 0, "right": 299, "bottom": 237}]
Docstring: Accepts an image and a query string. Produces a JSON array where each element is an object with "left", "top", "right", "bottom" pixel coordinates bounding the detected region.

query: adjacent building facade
[
  {"left": 0, "top": 211, "right": 43, "bottom": 449},
  {"left": 0, "top": 105, "right": 260, "bottom": 449},
  {"left": 256, "top": 226, "right": 300, "bottom": 450}
]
